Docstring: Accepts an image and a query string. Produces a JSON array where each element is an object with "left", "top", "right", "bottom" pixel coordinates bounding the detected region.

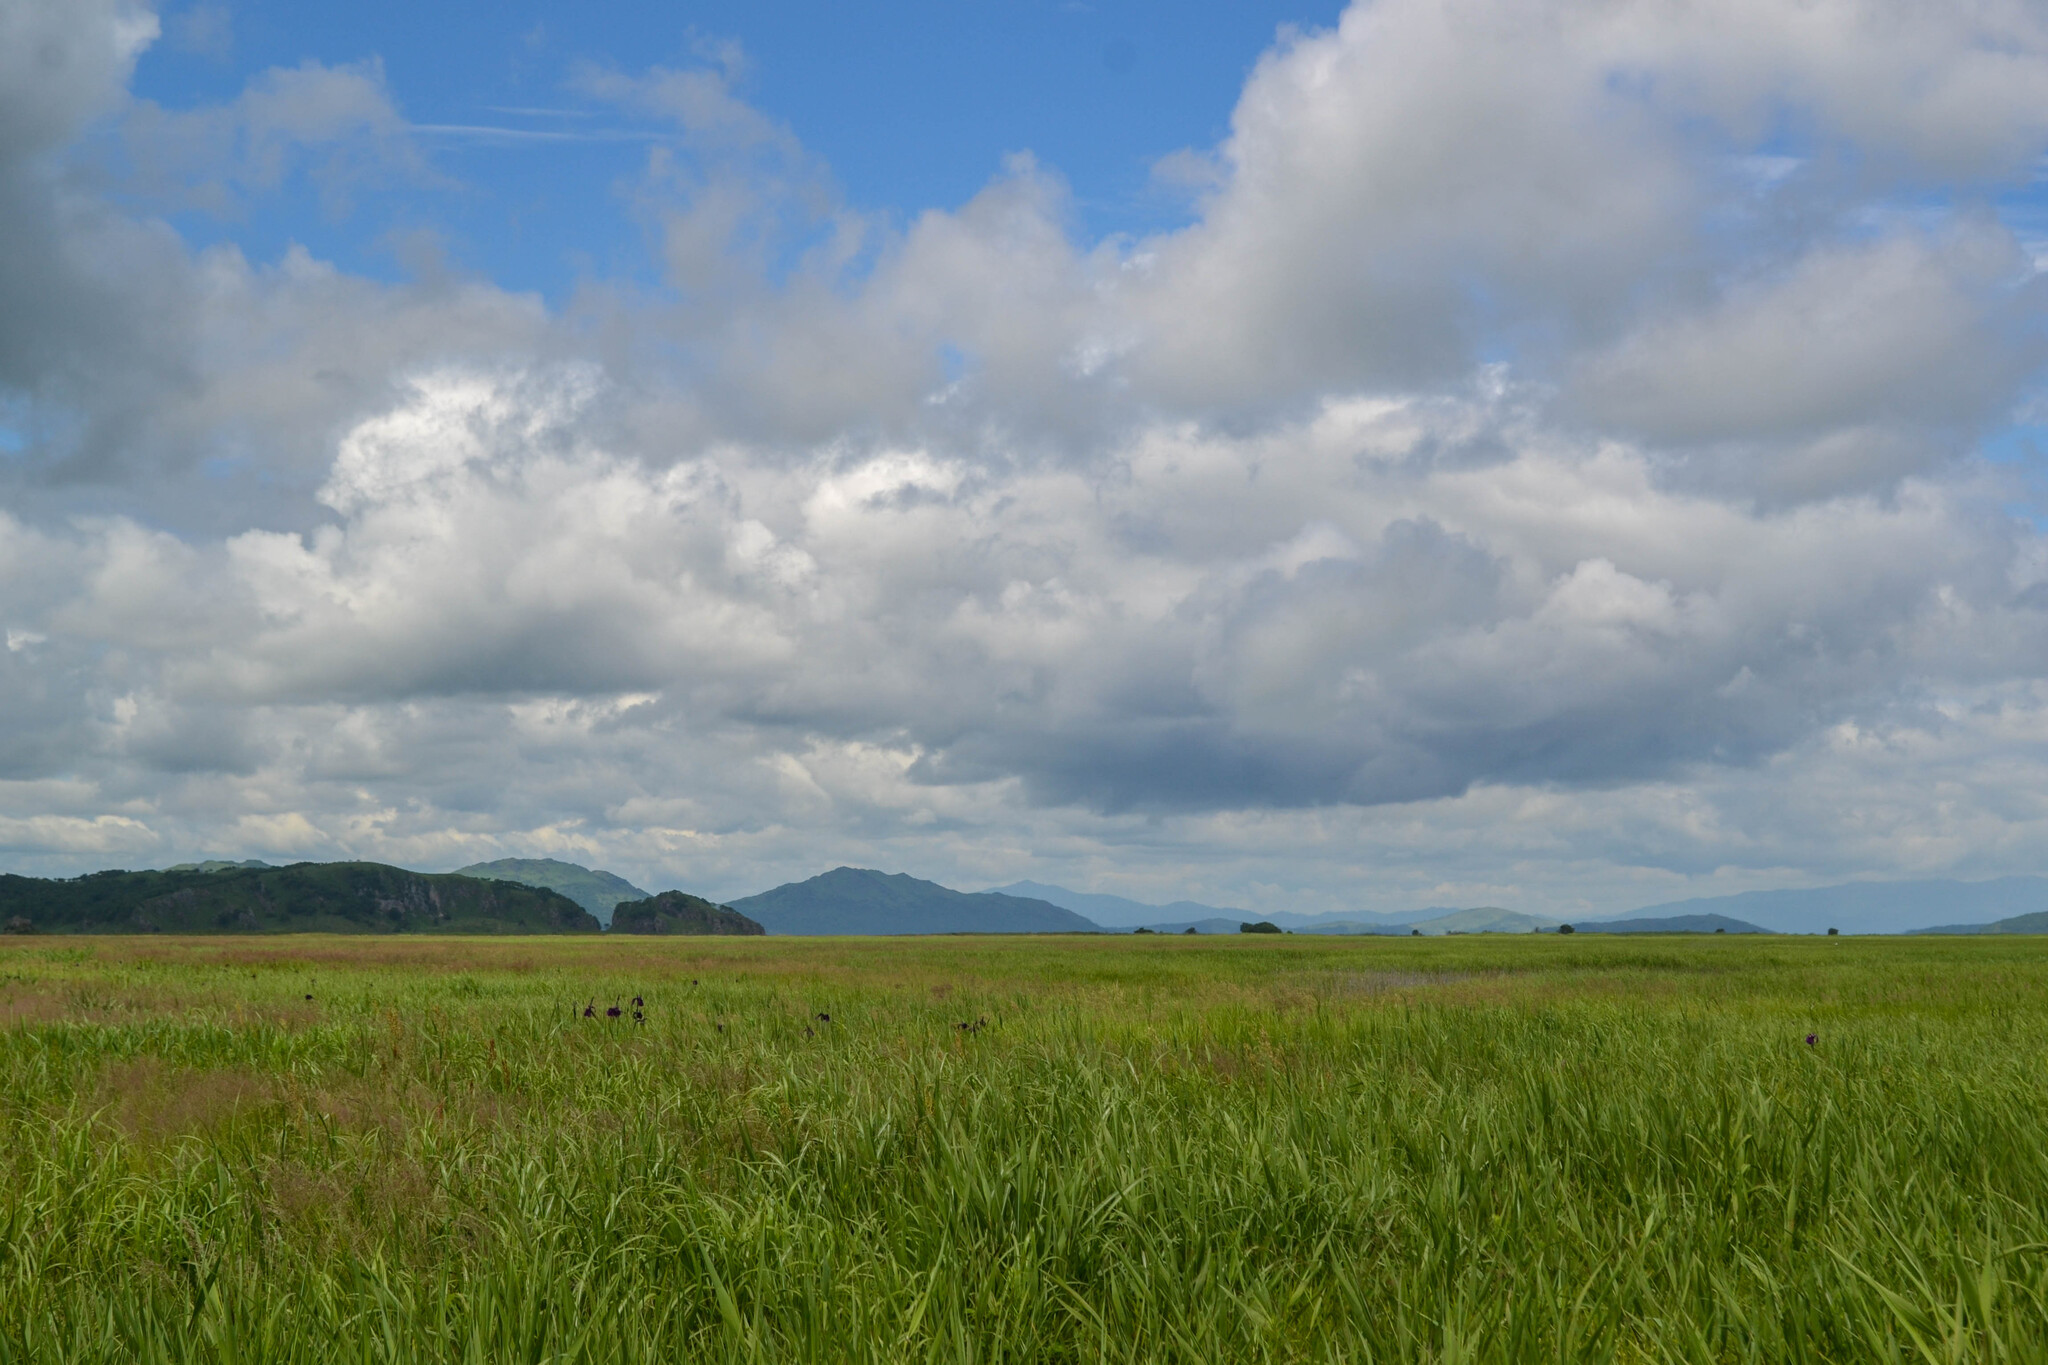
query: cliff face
[
  {"left": 608, "top": 890, "right": 765, "bottom": 936},
  {"left": 0, "top": 863, "right": 602, "bottom": 934}
]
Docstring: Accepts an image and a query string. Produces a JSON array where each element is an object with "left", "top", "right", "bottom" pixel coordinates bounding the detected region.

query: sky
[{"left": 6, "top": 0, "right": 2048, "bottom": 917}]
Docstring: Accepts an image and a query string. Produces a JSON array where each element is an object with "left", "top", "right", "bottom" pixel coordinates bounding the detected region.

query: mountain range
[
  {"left": 1007, "top": 876, "right": 2048, "bottom": 936},
  {"left": 1572, "top": 914, "right": 1769, "bottom": 934},
  {"left": 990, "top": 880, "right": 1260, "bottom": 929},
  {"left": 1583, "top": 877, "right": 2048, "bottom": 936},
  {"left": 4, "top": 858, "right": 2044, "bottom": 938},
  {"left": 992, "top": 881, "right": 1442, "bottom": 932},
  {"left": 994, "top": 882, "right": 1559, "bottom": 935}
]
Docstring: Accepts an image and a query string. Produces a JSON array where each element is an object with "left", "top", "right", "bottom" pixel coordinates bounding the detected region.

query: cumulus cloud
[
  {"left": 1572, "top": 226, "right": 2048, "bottom": 497},
  {"left": 1, "top": 0, "right": 2047, "bottom": 913},
  {"left": 1122, "top": 0, "right": 2048, "bottom": 413}
]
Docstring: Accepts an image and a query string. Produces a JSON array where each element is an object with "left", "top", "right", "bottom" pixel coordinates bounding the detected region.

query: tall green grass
[{"left": 1, "top": 934, "right": 2045, "bottom": 1361}]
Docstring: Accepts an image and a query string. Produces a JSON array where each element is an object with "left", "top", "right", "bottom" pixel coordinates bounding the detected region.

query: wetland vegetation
[{"left": 0, "top": 933, "right": 2043, "bottom": 1361}]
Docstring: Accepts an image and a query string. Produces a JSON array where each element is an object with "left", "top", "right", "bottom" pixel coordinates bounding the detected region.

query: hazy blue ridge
[
  {"left": 735, "top": 868, "right": 1101, "bottom": 935},
  {"left": 1908, "top": 910, "right": 2048, "bottom": 935},
  {"left": 992, "top": 881, "right": 1571, "bottom": 935},
  {"left": 1571, "top": 914, "right": 1770, "bottom": 934},
  {"left": 455, "top": 857, "right": 651, "bottom": 927},
  {"left": 164, "top": 860, "right": 274, "bottom": 872},
  {"left": 989, "top": 880, "right": 1265, "bottom": 928},
  {"left": 610, "top": 890, "right": 764, "bottom": 936},
  {"left": 991, "top": 880, "right": 1439, "bottom": 931},
  {"left": 0, "top": 862, "right": 601, "bottom": 935},
  {"left": 1602, "top": 877, "right": 2048, "bottom": 935}
]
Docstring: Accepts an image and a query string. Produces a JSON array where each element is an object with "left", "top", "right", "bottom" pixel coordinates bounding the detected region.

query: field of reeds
[{"left": 1, "top": 931, "right": 2045, "bottom": 1362}]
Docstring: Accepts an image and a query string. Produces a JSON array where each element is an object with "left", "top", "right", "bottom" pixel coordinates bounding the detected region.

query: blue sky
[
  {"left": 128, "top": 0, "right": 1345, "bottom": 302},
  {"left": 8, "top": 0, "right": 2048, "bottom": 914}
]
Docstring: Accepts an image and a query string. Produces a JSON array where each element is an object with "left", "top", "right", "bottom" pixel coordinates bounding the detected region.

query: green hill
[
  {"left": 731, "top": 868, "right": 1102, "bottom": 935},
  {"left": 0, "top": 862, "right": 601, "bottom": 935},
  {"left": 610, "top": 890, "right": 764, "bottom": 936},
  {"left": 454, "top": 857, "right": 651, "bottom": 926},
  {"left": 1910, "top": 911, "right": 2048, "bottom": 935}
]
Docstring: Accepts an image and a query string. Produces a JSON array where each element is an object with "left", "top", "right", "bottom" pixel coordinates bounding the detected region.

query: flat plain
[{"left": 1, "top": 933, "right": 2044, "bottom": 1362}]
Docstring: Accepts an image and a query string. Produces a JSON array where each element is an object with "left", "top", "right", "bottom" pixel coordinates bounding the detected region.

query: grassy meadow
[{"left": 0, "top": 932, "right": 2045, "bottom": 1362}]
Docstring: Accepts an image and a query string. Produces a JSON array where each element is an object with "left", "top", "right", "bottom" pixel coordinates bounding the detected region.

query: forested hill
[
  {"left": 610, "top": 890, "right": 764, "bottom": 936},
  {"left": 0, "top": 862, "right": 602, "bottom": 935}
]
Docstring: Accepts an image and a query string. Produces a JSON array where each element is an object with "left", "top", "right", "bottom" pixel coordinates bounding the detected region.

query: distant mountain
[
  {"left": 1909, "top": 910, "right": 2048, "bottom": 935},
  {"left": 1124, "top": 918, "right": 1247, "bottom": 935},
  {"left": 991, "top": 880, "right": 1432, "bottom": 932},
  {"left": 455, "top": 857, "right": 651, "bottom": 927},
  {"left": 734, "top": 868, "right": 1101, "bottom": 935},
  {"left": 0, "top": 862, "right": 601, "bottom": 935},
  {"left": 1572, "top": 914, "right": 1769, "bottom": 934},
  {"left": 1601, "top": 878, "right": 2048, "bottom": 936},
  {"left": 610, "top": 890, "right": 764, "bottom": 936},
  {"left": 990, "top": 880, "right": 1261, "bottom": 929},
  {"left": 1318, "top": 908, "right": 1556, "bottom": 941}
]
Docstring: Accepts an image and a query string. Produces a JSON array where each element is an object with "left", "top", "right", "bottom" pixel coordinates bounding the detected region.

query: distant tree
[
  {"left": 1239, "top": 921, "right": 1282, "bottom": 934},
  {"left": 1557, "top": 923, "right": 1575, "bottom": 935},
  {"left": 1715, "top": 927, "right": 1725, "bottom": 934},
  {"left": 1410, "top": 928, "right": 1421, "bottom": 936},
  {"left": 1134, "top": 927, "right": 1154, "bottom": 935},
  {"left": 1183, "top": 926, "right": 1198, "bottom": 935},
  {"left": 1827, "top": 927, "right": 1840, "bottom": 936}
]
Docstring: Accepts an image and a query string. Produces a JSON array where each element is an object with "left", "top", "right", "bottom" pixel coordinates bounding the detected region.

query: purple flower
[
  {"left": 1805, "top": 1033, "right": 1817, "bottom": 1046},
  {"left": 632, "top": 996, "right": 644, "bottom": 1007},
  {"left": 583, "top": 1001, "right": 595, "bottom": 1018},
  {"left": 606, "top": 1005, "right": 622, "bottom": 1019}
]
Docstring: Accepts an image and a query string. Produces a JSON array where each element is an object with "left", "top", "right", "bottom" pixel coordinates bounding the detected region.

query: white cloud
[
  {"left": 0, "top": 814, "right": 158, "bottom": 855},
  {"left": 1, "top": 0, "right": 2047, "bottom": 915},
  {"left": 1121, "top": 0, "right": 2048, "bottom": 413}
]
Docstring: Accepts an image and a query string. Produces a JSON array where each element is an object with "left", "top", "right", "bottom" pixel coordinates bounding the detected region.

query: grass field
[{"left": 1, "top": 933, "right": 2045, "bottom": 1362}]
